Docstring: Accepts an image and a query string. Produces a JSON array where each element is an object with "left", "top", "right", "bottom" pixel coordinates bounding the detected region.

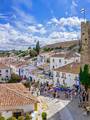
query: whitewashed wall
[
  {"left": 2, "top": 111, "right": 12, "bottom": 119},
  {"left": 0, "top": 68, "right": 11, "bottom": 82},
  {"left": 1, "top": 104, "right": 34, "bottom": 119},
  {"left": 50, "top": 57, "right": 73, "bottom": 71},
  {"left": 53, "top": 71, "right": 79, "bottom": 87}
]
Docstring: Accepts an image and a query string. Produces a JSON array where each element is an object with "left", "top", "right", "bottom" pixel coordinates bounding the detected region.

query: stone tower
[{"left": 81, "top": 21, "right": 90, "bottom": 68}]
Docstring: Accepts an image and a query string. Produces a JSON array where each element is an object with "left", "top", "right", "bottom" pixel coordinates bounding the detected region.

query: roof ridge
[{"left": 1, "top": 84, "right": 37, "bottom": 103}]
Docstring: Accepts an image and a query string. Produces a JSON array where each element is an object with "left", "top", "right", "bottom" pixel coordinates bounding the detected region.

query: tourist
[{"left": 82, "top": 91, "right": 86, "bottom": 107}]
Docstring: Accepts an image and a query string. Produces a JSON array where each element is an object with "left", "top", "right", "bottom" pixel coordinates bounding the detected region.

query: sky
[{"left": 0, "top": 0, "right": 90, "bottom": 50}]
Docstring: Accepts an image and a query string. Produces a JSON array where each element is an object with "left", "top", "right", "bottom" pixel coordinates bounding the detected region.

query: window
[
  {"left": 63, "top": 79, "right": 65, "bottom": 85},
  {"left": 0, "top": 70, "right": 1, "bottom": 73},
  {"left": 82, "top": 33, "right": 85, "bottom": 35},
  {"left": 6, "top": 76, "right": 8, "bottom": 78},
  {"left": 53, "top": 66, "right": 54, "bottom": 69},
  {"left": 56, "top": 72, "right": 60, "bottom": 77},
  {"left": 76, "top": 59, "right": 78, "bottom": 63},
  {"left": 57, "top": 78, "right": 59, "bottom": 82},
  {"left": 65, "top": 61, "right": 67, "bottom": 64},
  {"left": 62, "top": 73, "right": 66, "bottom": 78},
  {"left": 75, "top": 76, "right": 78, "bottom": 80},
  {"left": 53, "top": 59, "right": 54, "bottom": 62},
  {"left": 6, "top": 70, "right": 8, "bottom": 72},
  {"left": 0, "top": 74, "right": 1, "bottom": 76},
  {"left": 59, "top": 59, "right": 61, "bottom": 63},
  {"left": 69, "top": 74, "right": 71, "bottom": 77}
]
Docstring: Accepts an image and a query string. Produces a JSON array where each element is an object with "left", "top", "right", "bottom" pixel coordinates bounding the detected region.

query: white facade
[
  {"left": 1, "top": 104, "right": 34, "bottom": 119},
  {"left": 0, "top": 68, "right": 11, "bottom": 82},
  {"left": 10, "top": 64, "right": 36, "bottom": 79},
  {"left": 53, "top": 71, "right": 79, "bottom": 88},
  {"left": 50, "top": 57, "right": 70, "bottom": 70},
  {"left": 37, "top": 52, "right": 54, "bottom": 66},
  {"left": 37, "top": 54, "right": 49, "bottom": 66},
  {"left": 50, "top": 53, "right": 80, "bottom": 71}
]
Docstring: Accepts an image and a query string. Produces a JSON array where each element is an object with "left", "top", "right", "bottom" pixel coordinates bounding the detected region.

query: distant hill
[{"left": 43, "top": 40, "right": 80, "bottom": 49}]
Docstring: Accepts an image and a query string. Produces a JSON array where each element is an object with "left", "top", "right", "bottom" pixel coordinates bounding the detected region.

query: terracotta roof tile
[
  {"left": 54, "top": 62, "right": 80, "bottom": 74},
  {"left": 0, "top": 63, "right": 10, "bottom": 69},
  {"left": 51, "top": 53, "right": 66, "bottom": 58},
  {"left": 0, "top": 83, "right": 38, "bottom": 110}
]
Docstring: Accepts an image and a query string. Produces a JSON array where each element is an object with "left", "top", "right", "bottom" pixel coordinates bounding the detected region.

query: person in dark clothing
[
  {"left": 86, "top": 92, "right": 89, "bottom": 102},
  {"left": 53, "top": 90, "right": 56, "bottom": 98},
  {"left": 82, "top": 91, "right": 86, "bottom": 102}
]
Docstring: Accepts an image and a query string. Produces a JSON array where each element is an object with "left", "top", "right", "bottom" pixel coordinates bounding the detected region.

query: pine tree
[{"left": 36, "top": 41, "right": 40, "bottom": 55}]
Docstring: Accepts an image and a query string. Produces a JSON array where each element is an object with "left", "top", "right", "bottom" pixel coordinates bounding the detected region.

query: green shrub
[
  {"left": 8, "top": 73, "right": 21, "bottom": 83},
  {"left": 18, "top": 116, "right": 24, "bottom": 120},
  {"left": 0, "top": 116, "right": 5, "bottom": 120},
  {"left": 42, "top": 112, "right": 47, "bottom": 120},
  {"left": 25, "top": 113, "right": 32, "bottom": 120},
  {"left": 7, "top": 117, "right": 16, "bottom": 120}
]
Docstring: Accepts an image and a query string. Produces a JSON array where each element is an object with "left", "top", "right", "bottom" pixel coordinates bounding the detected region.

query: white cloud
[
  {"left": 0, "top": 16, "right": 82, "bottom": 50},
  {"left": 13, "top": 7, "right": 36, "bottom": 25},
  {"left": 49, "top": 31, "right": 80, "bottom": 41},
  {"left": 28, "top": 26, "right": 39, "bottom": 33},
  {"left": 49, "top": 17, "right": 83, "bottom": 27},
  {"left": 37, "top": 24, "right": 43, "bottom": 28},
  {"left": 70, "top": 0, "right": 78, "bottom": 15},
  {"left": 39, "top": 27, "right": 46, "bottom": 34},
  {"left": 27, "top": 25, "right": 46, "bottom": 34}
]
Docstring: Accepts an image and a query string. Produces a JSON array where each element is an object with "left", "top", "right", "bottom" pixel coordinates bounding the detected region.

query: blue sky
[{"left": 0, "top": 0, "right": 90, "bottom": 50}]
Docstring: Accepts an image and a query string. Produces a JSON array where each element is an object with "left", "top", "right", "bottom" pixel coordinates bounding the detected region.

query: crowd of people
[{"left": 29, "top": 81, "right": 80, "bottom": 100}]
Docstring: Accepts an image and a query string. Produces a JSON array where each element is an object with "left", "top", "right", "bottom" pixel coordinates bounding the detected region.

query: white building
[
  {"left": 50, "top": 52, "right": 80, "bottom": 71},
  {"left": 10, "top": 62, "right": 36, "bottom": 79},
  {"left": 37, "top": 51, "right": 54, "bottom": 66},
  {"left": 53, "top": 62, "right": 80, "bottom": 88},
  {"left": 0, "top": 63, "right": 11, "bottom": 82},
  {"left": 0, "top": 83, "right": 38, "bottom": 119}
]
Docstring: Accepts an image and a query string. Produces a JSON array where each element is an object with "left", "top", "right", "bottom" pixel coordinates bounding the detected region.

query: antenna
[{"left": 80, "top": 8, "right": 86, "bottom": 22}]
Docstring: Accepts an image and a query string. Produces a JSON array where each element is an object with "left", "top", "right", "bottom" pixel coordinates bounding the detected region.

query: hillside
[{"left": 43, "top": 40, "right": 80, "bottom": 49}]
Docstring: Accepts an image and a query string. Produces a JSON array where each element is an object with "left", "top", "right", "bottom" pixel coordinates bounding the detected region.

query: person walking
[{"left": 82, "top": 91, "right": 86, "bottom": 107}]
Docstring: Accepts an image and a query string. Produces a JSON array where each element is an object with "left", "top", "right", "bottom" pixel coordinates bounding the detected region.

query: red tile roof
[
  {"left": 0, "top": 83, "right": 38, "bottom": 111},
  {"left": 51, "top": 52, "right": 80, "bottom": 59},
  {"left": 0, "top": 63, "right": 10, "bottom": 69},
  {"left": 54, "top": 62, "right": 80, "bottom": 74},
  {"left": 51, "top": 53, "right": 66, "bottom": 58}
]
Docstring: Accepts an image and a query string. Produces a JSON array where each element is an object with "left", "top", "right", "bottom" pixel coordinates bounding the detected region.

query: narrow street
[{"left": 38, "top": 96, "right": 90, "bottom": 120}]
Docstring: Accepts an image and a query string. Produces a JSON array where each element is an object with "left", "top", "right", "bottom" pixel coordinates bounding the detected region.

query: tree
[
  {"left": 8, "top": 73, "right": 21, "bottom": 83},
  {"left": 42, "top": 112, "right": 47, "bottom": 120},
  {"left": 79, "top": 64, "right": 90, "bottom": 91},
  {"left": 0, "top": 116, "right": 5, "bottom": 120},
  {"left": 18, "top": 116, "right": 24, "bottom": 120},
  {"left": 29, "top": 49, "right": 37, "bottom": 58},
  {"left": 35, "top": 41, "right": 40, "bottom": 55},
  {"left": 28, "top": 46, "right": 31, "bottom": 50},
  {"left": 79, "top": 67, "right": 83, "bottom": 84}
]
